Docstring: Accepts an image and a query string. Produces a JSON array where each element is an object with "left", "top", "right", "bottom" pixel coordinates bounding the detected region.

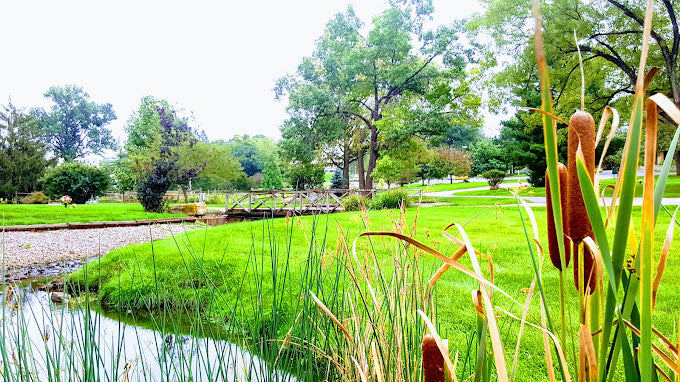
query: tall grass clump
[
  {"left": 309, "top": 0, "right": 680, "bottom": 380},
  {"left": 369, "top": 189, "right": 411, "bottom": 209}
]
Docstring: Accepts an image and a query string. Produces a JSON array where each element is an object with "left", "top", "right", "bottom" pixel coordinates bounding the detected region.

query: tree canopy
[
  {"left": 33, "top": 85, "right": 116, "bottom": 161},
  {"left": 276, "top": 1, "right": 481, "bottom": 189}
]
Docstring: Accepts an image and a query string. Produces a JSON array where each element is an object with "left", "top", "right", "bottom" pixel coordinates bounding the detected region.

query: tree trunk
[
  {"left": 342, "top": 140, "right": 351, "bottom": 189},
  {"left": 366, "top": 124, "right": 378, "bottom": 189},
  {"left": 358, "top": 147, "right": 366, "bottom": 190}
]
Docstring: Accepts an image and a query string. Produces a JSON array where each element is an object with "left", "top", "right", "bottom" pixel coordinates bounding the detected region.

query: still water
[{"left": 1, "top": 283, "right": 294, "bottom": 381}]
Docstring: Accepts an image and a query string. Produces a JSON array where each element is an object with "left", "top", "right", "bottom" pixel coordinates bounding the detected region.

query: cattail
[
  {"left": 546, "top": 162, "right": 571, "bottom": 270},
  {"left": 567, "top": 110, "right": 596, "bottom": 294},
  {"left": 422, "top": 334, "right": 445, "bottom": 382}
]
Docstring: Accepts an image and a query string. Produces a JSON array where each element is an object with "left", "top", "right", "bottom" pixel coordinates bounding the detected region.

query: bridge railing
[{"left": 224, "top": 188, "right": 422, "bottom": 214}]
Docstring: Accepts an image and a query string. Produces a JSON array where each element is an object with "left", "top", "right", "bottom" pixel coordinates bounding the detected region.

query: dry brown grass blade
[
  {"left": 370, "top": 341, "right": 385, "bottom": 382},
  {"left": 652, "top": 206, "right": 679, "bottom": 310},
  {"left": 540, "top": 299, "right": 557, "bottom": 382},
  {"left": 351, "top": 357, "right": 368, "bottom": 382},
  {"left": 511, "top": 278, "right": 538, "bottom": 382},
  {"left": 655, "top": 364, "right": 673, "bottom": 382},
  {"left": 595, "top": 107, "right": 620, "bottom": 196},
  {"left": 418, "top": 309, "right": 458, "bottom": 382},
  {"left": 644, "top": 67, "right": 661, "bottom": 90},
  {"left": 274, "top": 311, "right": 303, "bottom": 369},
  {"left": 583, "top": 237, "right": 604, "bottom": 296},
  {"left": 579, "top": 324, "right": 599, "bottom": 381},
  {"left": 309, "top": 290, "right": 353, "bottom": 343},
  {"left": 429, "top": 243, "right": 468, "bottom": 286},
  {"left": 595, "top": 106, "right": 614, "bottom": 146},
  {"left": 526, "top": 107, "right": 568, "bottom": 125},
  {"left": 649, "top": 94, "right": 680, "bottom": 125},
  {"left": 358, "top": 232, "right": 524, "bottom": 307},
  {"left": 452, "top": 222, "right": 509, "bottom": 381},
  {"left": 622, "top": 319, "right": 680, "bottom": 374},
  {"left": 495, "top": 305, "right": 572, "bottom": 381}
]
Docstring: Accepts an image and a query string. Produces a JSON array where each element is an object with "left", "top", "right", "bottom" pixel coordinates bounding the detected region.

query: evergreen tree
[
  {"left": 330, "top": 168, "right": 344, "bottom": 189},
  {"left": 0, "top": 102, "right": 54, "bottom": 201}
]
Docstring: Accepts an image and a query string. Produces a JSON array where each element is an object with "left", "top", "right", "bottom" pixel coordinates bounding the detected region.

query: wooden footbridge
[{"left": 223, "top": 189, "right": 421, "bottom": 217}]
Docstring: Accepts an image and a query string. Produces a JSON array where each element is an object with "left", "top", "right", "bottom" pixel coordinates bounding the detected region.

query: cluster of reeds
[{"left": 304, "top": 0, "right": 680, "bottom": 380}]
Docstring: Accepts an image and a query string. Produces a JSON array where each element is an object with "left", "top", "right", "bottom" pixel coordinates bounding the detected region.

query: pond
[{"left": 1, "top": 281, "right": 295, "bottom": 381}]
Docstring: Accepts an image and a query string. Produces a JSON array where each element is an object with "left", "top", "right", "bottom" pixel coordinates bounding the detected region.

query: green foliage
[
  {"left": 480, "top": 169, "right": 506, "bottom": 189},
  {"left": 0, "top": 102, "right": 55, "bottom": 200},
  {"left": 276, "top": 2, "right": 480, "bottom": 188},
  {"left": 136, "top": 157, "right": 174, "bottom": 213},
  {"left": 262, "top": 159, "right": 284, "bottom": 190},
  {"left": 330, "top": 168, "right": 344, "bottom": 189},
  {"left": 20, "top": 191, "right": 48, "bottom": 204},
  {"left": 285, "top": 163, "right": 325, "bottom": 190},
  {"left": 369, "top": 189, "right": 411, "bottom": 209},
  {"left": 40, "top": 162, "right": 110, "bottom": 204},
  {"left": 469, "top": 139, "right": 508, "bottom": 176},
  {"left": 340, "top": 194, "right": 368, "bottom": 211},
  {"left": 32, "top": 85, "right": 116, "bottom": 161}
]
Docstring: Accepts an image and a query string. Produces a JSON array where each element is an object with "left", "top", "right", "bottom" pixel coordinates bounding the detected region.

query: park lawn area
[
  {"left": 420, "top": 196, "right": 522, "bottom": 206},
  {"left": 600, "top": 175, "right": 680, "bottom": 197},
  {"left": 456, "top": 186, "right": 546, "bottom": 197},
  {"left": 68, "top": 203, "right": 680, "bottom": 379},
  {"left": 0, "top": 203, "right": 186, "bottom": 226}
]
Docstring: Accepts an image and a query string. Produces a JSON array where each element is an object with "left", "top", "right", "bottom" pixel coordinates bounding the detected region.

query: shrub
[
  {"left": 21, "top": 191, "right": 49, "bottom": 204},
  {"left": 481, "top": 169, "right": 506, "bottom": 190},
  {"left": 137, "top": 158, "right": 174, "bottom": 213},
  {"left": 205, "top": 193, "right": 226, "bottom": 205},
  {"left": 369, "top": 189, "right": 411, "bottom": 209},
  {"left": 341, "top": 194, "right": 368, "bottom": 211},
  {"left": 40, "top": 162, "right": 110, "bottom": 204}
]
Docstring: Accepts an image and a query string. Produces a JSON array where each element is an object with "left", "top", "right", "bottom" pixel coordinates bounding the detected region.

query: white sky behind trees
[{"left": 1, "top": 0, "right": 494, "bottom": 154}]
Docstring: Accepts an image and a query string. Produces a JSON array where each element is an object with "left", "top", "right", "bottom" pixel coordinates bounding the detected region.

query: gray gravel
[{"left": 0, "top": 224, "right": 202, "bottom": 270}]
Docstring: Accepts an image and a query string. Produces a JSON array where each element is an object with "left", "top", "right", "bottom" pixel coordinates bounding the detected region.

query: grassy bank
[
  {"left": 0, "top": 203, "right": 185, "bottom": 226},
  {"left": 67, "top": 202, "right": 680, "bottom": 379}
]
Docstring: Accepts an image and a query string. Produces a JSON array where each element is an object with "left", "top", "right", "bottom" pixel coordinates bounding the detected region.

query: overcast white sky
[{"left": 1, "top": 0, "right": 495, "bottom": 147}]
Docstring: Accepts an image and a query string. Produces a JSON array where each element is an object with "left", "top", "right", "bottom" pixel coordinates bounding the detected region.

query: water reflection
[{"left": 1, "top": 284, "right": 294, "bottom": 381}]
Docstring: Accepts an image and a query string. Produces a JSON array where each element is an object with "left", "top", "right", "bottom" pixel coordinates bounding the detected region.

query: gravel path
[{"left": 1, "top": 223, "right": 201, "bottom": 271}]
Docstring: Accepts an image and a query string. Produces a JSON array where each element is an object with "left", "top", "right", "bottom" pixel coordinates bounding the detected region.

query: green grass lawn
[
  {"left": 0, "top": 203, "right": 186, "bottom": 226},
  {"left": 456, "top": 186, "right": 546, "bottom": 197},
  {"left": 68, "top": 202, "right": 680, "bottom": 379}
]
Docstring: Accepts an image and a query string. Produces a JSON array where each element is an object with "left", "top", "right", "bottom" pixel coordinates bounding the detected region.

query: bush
[
  {"left": 40, "top": 162, "right": 110, "bottom": 204},
  {"left": 369, "top": 189, "right": 411, "bottom": 209},
  {"left": 137, "top": 158, "right": 174, "bottom": 213},
  {"left": 205, "top": 193, "right": 226, "bottom": 205},
  {"left": 21, "top": 191, "right": 49, "bottom": 204},
  {"left": 481, "top": 169, "right": 506, "bottom": 190},
  {"left": 341, "top": 194, "right": 368, "bottom": 211}
]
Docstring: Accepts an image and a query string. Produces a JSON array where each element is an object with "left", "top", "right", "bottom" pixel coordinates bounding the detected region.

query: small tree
[
  {"left": 481, "top": 169, "right": 506, "bottom": 190},
  {"left": 330, "top": 168, "right": 344, "bottom": 189},
  {"left": 262, "top": 160, "right": 284, "bottom": 190},
  {"left": 136, "top": 157, "right": 175, "bottom": 212},
  {"left": 286, "top": 163, "right": 324, "bottom": 190},
  {"left": 41, "top": 162, "right": 110, "bottom": 203},
  {"left": 469, "top": 140, "right": 508, "bottom": 176},
  {"left": 438, "top": 147, "right": 471, "bottom": 183}
]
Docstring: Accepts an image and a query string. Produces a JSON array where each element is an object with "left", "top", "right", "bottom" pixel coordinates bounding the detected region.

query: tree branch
[{"left": 554, "top": 55, "right": 600, "bottom": 105}]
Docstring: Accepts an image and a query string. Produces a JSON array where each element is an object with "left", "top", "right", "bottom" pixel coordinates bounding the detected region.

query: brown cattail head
[
  {"left": 567, "top": 110, "right": 596, "bottom": 294},
  {"left": 422, "top": 334, "right": 445, "bottom": 382},
  {"left": 546, "top": 162, "right": 571, "bottom": 270}
]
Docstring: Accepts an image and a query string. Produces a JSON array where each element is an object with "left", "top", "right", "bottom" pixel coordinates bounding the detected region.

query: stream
[{"left": 1, "top": 281, "right": 295, "bottom": 381}]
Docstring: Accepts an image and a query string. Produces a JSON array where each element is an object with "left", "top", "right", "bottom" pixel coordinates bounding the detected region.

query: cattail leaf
[
  {"left": 623, "top": 319, "right": 680, "bottom": 375},
  {"left": 511, "top": 278, "right": 537, "bottom": 381},
  {"left": 526, "top": 107, "right": 568, "bottom": 125},
  {"left": 428, "top": 243, "right": 467, "bottom": 286},
  {"left": 579, "top": 324, "right": 599, "bottom": 380},
  {"left": 652, "top": 206, "right": 679, "bottom": 310},
  {"left": 594, "top": 107, "right": 620, "bottom": 196},
  {"left": 309, "top": 290, "right": 353, "bottom": 343},
  {"left": 576, "top": 151, "right": 616, "bottom": 295}
]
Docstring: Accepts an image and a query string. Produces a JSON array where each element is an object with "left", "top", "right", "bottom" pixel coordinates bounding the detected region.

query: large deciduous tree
[
  {"left": 33, "top": 85, "right": 116, "bottom": 161},
  {"left": 477, "top": 0, "right": 680, "bottom": 170},
  {"left": 0, "top": 102, "right": 55, "bottom": 200},
  {"left": 276, "top": 2, "right": 480, "bottom": 189}
]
